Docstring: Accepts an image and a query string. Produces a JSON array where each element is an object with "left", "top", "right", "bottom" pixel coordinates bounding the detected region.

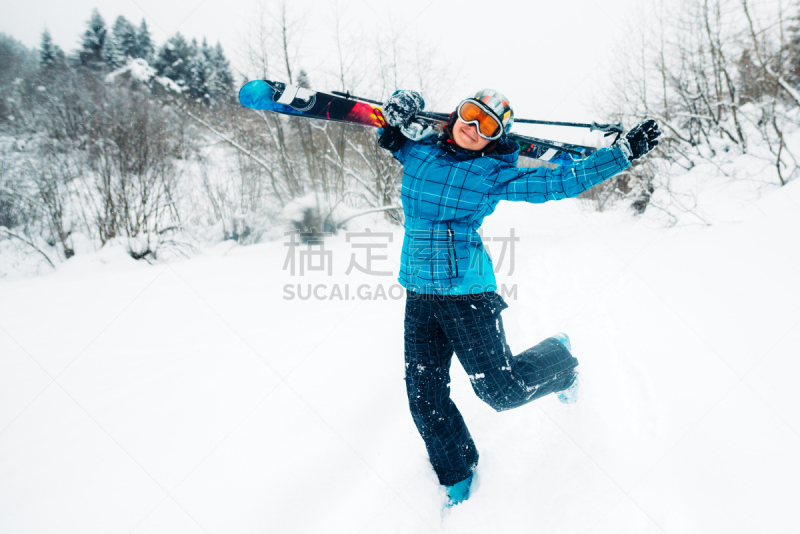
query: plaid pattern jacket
[{"left": 390, "top": 135, "right": 630, "bottom": 294}]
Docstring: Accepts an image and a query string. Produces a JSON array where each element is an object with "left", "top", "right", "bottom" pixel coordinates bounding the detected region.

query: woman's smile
[
  {"left": 453, "top": 118, "right": 490, "bottom": 151},
  {"left": 460, "top": 125, "right": 477, "bottom": 142}
]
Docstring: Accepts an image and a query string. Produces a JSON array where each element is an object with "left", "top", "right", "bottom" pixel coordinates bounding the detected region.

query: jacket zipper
[{"left": 447, "top": 228, "right": 458, "bottom": 277}]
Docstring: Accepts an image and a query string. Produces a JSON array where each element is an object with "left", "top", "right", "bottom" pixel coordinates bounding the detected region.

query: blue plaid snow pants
[{"left": 404, "top": 289, "right": 579, "bottom": 486}]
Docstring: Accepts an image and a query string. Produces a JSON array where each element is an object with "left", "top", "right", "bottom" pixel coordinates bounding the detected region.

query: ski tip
[{"left": 238, "top": 80, "right": 272, "bottom": 110}]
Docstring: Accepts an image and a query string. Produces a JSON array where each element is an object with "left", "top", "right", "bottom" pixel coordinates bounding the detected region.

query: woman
[{"left": 378, "top": 89, "right": 660, "bottom": 507}]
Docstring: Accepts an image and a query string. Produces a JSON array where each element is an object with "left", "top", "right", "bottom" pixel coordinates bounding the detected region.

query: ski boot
[
  {"left": 552, "top": 333, "right": 580, "bottom": 404},
  {"left": 445, "top": 473, "right": 474, "bottom": 508},
  {"left": 558, "top": 370, "right": 580, "bottom": 404},
  {"left": 552, "top": 332, "right": 572, "bottom": 352}
]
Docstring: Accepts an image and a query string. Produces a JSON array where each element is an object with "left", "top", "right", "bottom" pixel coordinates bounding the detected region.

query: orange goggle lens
[{"left": 457, "top": 100, "right": 503, "bottom": 140}]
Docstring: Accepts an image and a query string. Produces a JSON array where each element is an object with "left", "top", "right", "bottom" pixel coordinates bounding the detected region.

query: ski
[
  {"left": 239, "top": 79, "right": 386, "bottom": 127},
  {"left": 331, "top": 92, "right": 602, "bottom": 158},
  {"left": 239, "top": 79, "right": 596, "bottom": 162}
]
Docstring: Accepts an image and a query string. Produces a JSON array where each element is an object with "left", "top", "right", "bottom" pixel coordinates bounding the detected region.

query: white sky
[{"left": 2, "top": 0, "right": 660, "bottom": 143}]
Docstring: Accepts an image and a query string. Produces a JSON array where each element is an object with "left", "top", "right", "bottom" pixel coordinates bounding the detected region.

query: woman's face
[{"left": 452, "top": 118, "right": 491, "bottom": 151}]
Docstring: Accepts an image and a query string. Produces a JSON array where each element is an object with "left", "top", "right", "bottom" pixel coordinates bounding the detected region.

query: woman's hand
[
  {"left": 617, "top": 119, "right": 661, "bottom": 160},
  {"left": 383, "top": 90, "right": 424, "bottom": 128},
  {"left": 378, "top": 126, "right": 407, "bottom": 152}
]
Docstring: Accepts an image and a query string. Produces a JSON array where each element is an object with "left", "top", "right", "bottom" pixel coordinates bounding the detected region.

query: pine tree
[
  {"left": 186, "top": 38, "right": 209, "bottom": 101},
  {"left": 40, "top": 30, "right": 56, "bottom": 67},
  {"left": 196, "top": 41, "right": 235, "bottom": 105},
  {"left": 193, "top": 42, "right": 235, "bottom": 105},
  {"left": 153, "top": 32, "right": 233, "bottom": 104},
  {"left": 155, "top": 33, "right": 193, "bottom": 90},
  {"left": 213, "top": 42, "right": 234, "bottom": 92},
  {"left": 106, "top": 16, "right": 138, "bottom": 69},
  {"left": 39, "top": 30, "right": 66, "bottom": 71},
  {"left": 79, "top": 9, "right": 107, "bottom": 70},
  {"left": 137, "top": 20, "right": 154, "bottom": 63}
]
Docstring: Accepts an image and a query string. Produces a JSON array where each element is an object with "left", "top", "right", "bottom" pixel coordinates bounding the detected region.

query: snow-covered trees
[
  {"left": 0, "top": 33, "right": 37, "bottom": 84},
  {"left": 137, "top": 21, "right": 154, "bottom": 63},
  {"left": 0, "top": 5, "right": 434, "bottom": 270},
  {"left": 209, "top": 43, "right": 234, "bottom": 102},
  {"left": 154, "top": 33, "right": 192, "bottom": 88},
  {"left": 0, "top": 34, "right": 37, "bottom": 129},
  {"left": 85, "top": 86, "right": 181, "bottom": 251},
  {"left": 78, "top": 9, "right": 107, "bottom": 70},
  {"left": 1, "top": 32, "right": 36, "bottom": 92},
  {"left": 598, "top": 0, "right": 800, "bottom": 217},
  {"left": 97, "top": 15, "right": 156, "bottom": 70},
  {"left": 68, "top": 9, "right": 234, "bottom": 104},
  {"left": 153, "top": 33, "right": 234, "bottom": 105},
  {"left": 106, "top": 16, "right": 139, "bottom": 70},
  {"left": 0, "top": 8, "right": 243, "bottom": 268},
  {"left": 38, "top": 30, "right": 65, "bottom": 70}
]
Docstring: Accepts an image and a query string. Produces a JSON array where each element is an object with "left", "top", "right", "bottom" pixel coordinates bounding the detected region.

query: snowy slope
[{"left": 1, "top": 177, "right": 799, "bottom": 533}]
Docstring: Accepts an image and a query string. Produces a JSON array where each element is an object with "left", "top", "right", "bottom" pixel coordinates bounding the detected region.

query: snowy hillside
[{"left": 2, "top": 162, "right": 799, "bottom": 533}]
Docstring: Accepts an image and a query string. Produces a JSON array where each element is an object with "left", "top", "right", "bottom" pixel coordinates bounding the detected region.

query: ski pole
[
  {"left": 331, "top": 90, "right": 384, "bottom": 106},
  {"left": 513, "top": 118, "right": 624, "bottom": 136},
  {"left": 417, "top": 111, "right": 450, "bottom": 121},
  {"left": 420, "top": 113, "right": 622, "bottom": 137}
]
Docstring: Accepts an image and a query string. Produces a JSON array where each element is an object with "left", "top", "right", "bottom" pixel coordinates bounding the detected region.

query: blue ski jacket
[{"left": 386, "top": 133, "right": 631, "bottom": 294}]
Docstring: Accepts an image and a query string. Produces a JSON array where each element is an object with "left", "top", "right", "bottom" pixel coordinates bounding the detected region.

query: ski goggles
[{"left": 456, "top": 99, "right": 503, "bottom": 140}]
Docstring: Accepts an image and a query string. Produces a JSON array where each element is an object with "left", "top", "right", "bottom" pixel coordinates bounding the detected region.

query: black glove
[
  {"left": 622, "top": 119, "right": 661, "bottom": 160},
  {"left": 378, "top": 126, "right": 407, "bottom": 152},
  {"left": 383, "top": 90, "right": 424, "bottom": 128}
]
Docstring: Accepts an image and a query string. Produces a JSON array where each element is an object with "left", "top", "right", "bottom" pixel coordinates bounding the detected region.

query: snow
[
  {"left": 105, "top": 57, "right": 183, "bottom": 93},
  {"left": 2, "top": 173, "right": 800, "bottom": 532}
]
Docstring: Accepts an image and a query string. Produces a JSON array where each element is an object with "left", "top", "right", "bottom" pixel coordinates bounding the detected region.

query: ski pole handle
[{"left": 589, "top": 121, "right": 624, "bottom": 136}]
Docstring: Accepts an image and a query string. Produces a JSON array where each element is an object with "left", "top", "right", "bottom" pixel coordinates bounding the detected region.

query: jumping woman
[{"left": 378, "top": 88, "right": 661, "bottom": 508}]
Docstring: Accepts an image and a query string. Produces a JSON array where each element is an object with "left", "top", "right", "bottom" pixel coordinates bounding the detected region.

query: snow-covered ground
[{"left": 2, "top": 171, "right": 800, "bottom": 533}]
